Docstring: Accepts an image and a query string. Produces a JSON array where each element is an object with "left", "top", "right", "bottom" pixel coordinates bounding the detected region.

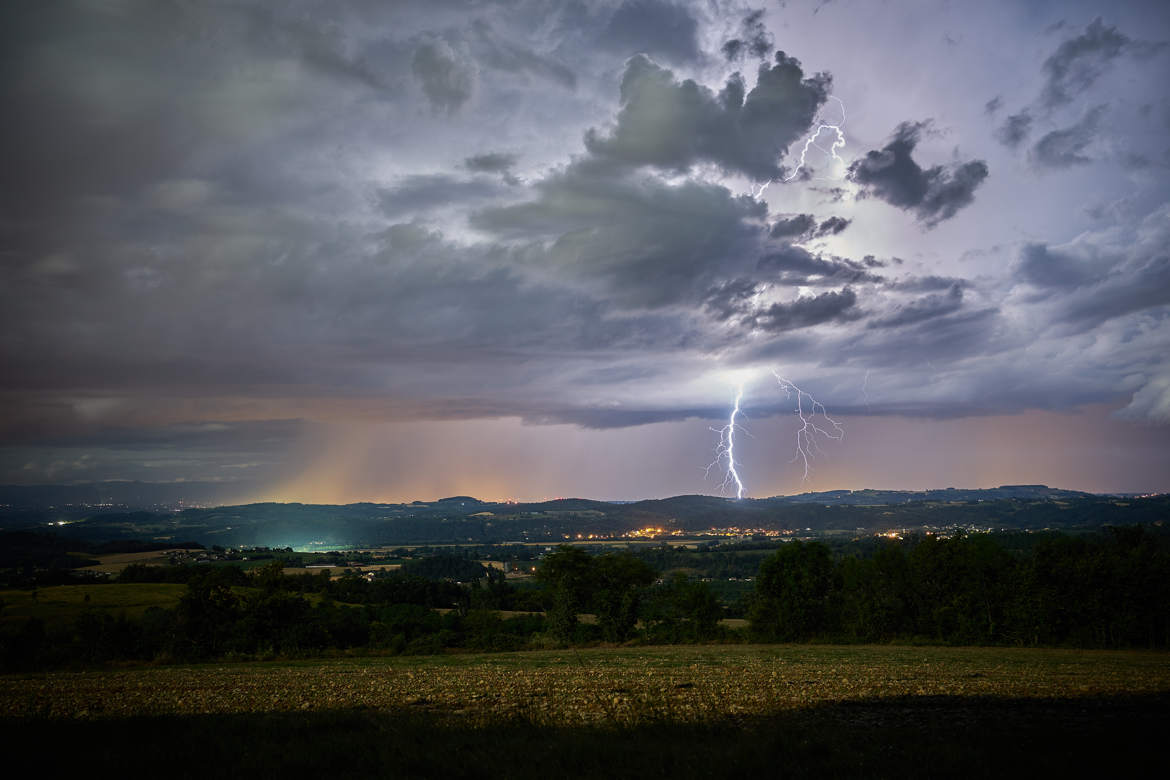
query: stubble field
[
  {"left": 3, "top": 644, "right": 1168, "bottom": 777},
  {"left": 3, "top": 643, "right": 1168, "bottom": 722}
]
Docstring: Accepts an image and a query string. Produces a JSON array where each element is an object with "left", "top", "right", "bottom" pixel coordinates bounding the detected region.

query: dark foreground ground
[{"left": 3, "top": 645, "right": 1168, "bottom": 778}]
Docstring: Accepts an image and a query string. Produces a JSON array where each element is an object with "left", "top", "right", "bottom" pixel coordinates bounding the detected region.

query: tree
[
  {"left": 174, "top": 574, "right": 241, "bottom": 658},
  {"left": 255, "top": 559, "right": 286, "bottom": 593},
  {"left": 749, "top": 541, "right": 834, "bottom": 641},
  {"left": 536, "top": 545, "right": 595, "bottom": 643},
  {"left": 592, "top": 552, "right": 656, "bottom": 642},
  {"left": 644, "top": 573, "right": 723, "bottom": 642}
]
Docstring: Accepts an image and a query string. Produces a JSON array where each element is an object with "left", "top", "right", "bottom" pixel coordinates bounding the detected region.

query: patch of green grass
[{"left": 0, "top": 584, "right": 189, "bottom": 628}]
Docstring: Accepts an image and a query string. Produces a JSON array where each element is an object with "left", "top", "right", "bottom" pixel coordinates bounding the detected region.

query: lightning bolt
[
  {"left": 784, "top": 96, "right": 847, "bottom": 182},
  {"left": 753, "top": 96, "right": 847, "bottom": 198},
  {"left": 773, "top": 370, "right": 843, "bottom": 482},
  {"left": 706, "top": 384, "right": 747, "bottom": 499}
]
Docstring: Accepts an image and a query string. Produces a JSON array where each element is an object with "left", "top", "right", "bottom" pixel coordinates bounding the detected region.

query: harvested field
[
  {"left": 79, "top": 548, "right": 203, "bottom": 575},
  {"left": 4, "top": 645, "right": 1168, "bottom": 778},
  {"left": 4, "top": 644, "right": 1168, "bottom": 724}
]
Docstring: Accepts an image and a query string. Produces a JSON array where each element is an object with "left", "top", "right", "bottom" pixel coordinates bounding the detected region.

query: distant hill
[{"left": 0, "top": 484, "right": 1163, "bottom": 549}]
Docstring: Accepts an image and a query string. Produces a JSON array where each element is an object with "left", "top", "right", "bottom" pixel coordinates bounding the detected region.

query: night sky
[{"left": 3, "top": 0, "right": 1169, "bottom": 502}]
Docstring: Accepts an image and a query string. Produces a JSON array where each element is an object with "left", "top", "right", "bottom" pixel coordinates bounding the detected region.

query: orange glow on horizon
[{"left": 241, "top": 404, "right": 1167, "bottom": 504}]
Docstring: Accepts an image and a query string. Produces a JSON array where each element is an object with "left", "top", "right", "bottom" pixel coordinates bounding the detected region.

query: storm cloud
[
  {"left": 471, "top": 166, "right": 772, "bottom": 307},
  {"left": 749, "top": 288, "right": 860, "bottom": 332},
  {"left": 1, "top": 0, "right": 1168, "bottom": 496},
  {"left": 584, "top": 52, "right": 831, "bottom": 181},
  {"left": 848, "top": 121, "right": 989, "bottom": 227}
]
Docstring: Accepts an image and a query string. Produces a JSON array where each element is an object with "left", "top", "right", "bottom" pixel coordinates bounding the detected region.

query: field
[
  {"left": 0, "top": 583, "right": 370, "bottom": 629},
  {"left": 0, "top": 583, "right": 188, "bottom": 628},
  {"left": 78, "top": 548, "right": 202, "bottom": 575},
  {"left": 3, "top": 644, "right": 1168, "bottom": 776}
]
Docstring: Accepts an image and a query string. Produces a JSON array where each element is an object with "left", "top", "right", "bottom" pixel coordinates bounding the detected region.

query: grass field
[
  {"left": 0, "top": 583, "right": 364, "bottom": 628},
  {"left": 2, "top": 644, "right": 1167, "bottom": 776},
  {"left": 0, "top": 583, "right": 189, "bottom": 627}
]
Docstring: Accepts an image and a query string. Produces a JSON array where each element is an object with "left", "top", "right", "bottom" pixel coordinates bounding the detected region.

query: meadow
[{"left": 0, "top": 582, "right": 189, "bottom": 628}]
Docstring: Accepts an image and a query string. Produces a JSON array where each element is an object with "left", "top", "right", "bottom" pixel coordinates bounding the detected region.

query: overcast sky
[{"left": 3, "top": 0, "right": 1169, "bottom": 502}]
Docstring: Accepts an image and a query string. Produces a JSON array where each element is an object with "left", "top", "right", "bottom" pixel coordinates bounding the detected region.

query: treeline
[
  {"left": 1, "top": 562, "right": 548, "bottom": 670},
  {"left": 0, "top": 550, "right": 726, "bottom": 669},
  {"left": 750, "top": 527, "right": 1170, "bottom": 648},
  {"left": 0, "top": 531, "right": 206, "bottom": 585},
  {"left": 3, "top": 527, "right": 1169, "bottom": 670}
]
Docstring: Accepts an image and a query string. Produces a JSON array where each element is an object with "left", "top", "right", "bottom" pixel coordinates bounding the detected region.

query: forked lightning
[{"left": 773, "top": 370, "right": 844, "bottom": 482}]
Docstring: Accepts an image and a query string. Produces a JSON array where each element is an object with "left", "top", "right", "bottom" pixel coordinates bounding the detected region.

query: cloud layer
[{"left": 0, "top": 0, "right": 1167, "bottom": 494}]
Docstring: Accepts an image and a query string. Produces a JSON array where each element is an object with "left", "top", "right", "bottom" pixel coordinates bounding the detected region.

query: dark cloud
[
  {"left": 889, "top": 275, "right": 969, "bottom": 292},
  {"left": 584, "top": 52, "right": 830, "bottom": 181},
  {"left": 1056, "top": 254, "right": 1170, "bottom": 329},
  {"left": 470, "top": 19, "right": 576, "bottom": 89},
  {"left": 464, "top": 152, "right": 518, "bottom": 174},
  {"left": 703, "top": 278, "right": 764, "bottom": 321},
  {"left": 838, "top": 307, "right": 1001, "bottom": 367},
  {"left": 722, "top": 9, "right": 774, "bottom": 61},
  {"left": 1120, "top": 151, "right": 1154, "bottom": 170},
  {"left": 770, "top": 213, "right": 817, "bottom": 240},
  {"left": 601, "top": 0, "right": 701, "bottom": 64},
  {"left": 375, "top": 174, "right": 510, "bottom": 216},
  {"left": 720, "top": 40, "right": 746, "bottom": 61},
  {"left": 816, "top": 216, "right": 851, "bottom": 236},
  {"left": 848, "top": 121, "right": 989, "bottom": 227},
  {"left": 235, "top": 4, "right": 400, "bottom": 94},
  {"left": 1016, "top": 208, "right": 1170, "bottom": 331},
  {"left": 705, "top": 280, "right": 864, "bottom": 334},
  {"left": 1029, "top": 105, "right": 1104, "bottom": 168},
  {"left": 1040, "top": 18, "right": 1132, "bottom": 109},
  {"left": 1016, "top": 243, "right": 1105, "bottom": 289},
  {"left": 870, "top": 284, "right": 964, "bottom": 329},
  {"left": 520, "top": 404, "right": 717, "bottom": 430},
  {"left": 766, "top": 212, "right": 846, "bottom": 242},
  {"left": 2, "top": 415, "right": 305, "bottom": 453},
  {"left": 984, "top": 96, "right": 1003, "bottom": 114},
  {"left": 471, "top": 166, "right": 768, "bottom": 307},
  {"left": 749, "top": 288, "right": 859, "bottom": 332},
  {"left": 757, "top": 245, "right": 883, "bottom": 286},
  {"left": 995, "top": 111, "right": 1033, "bottom": 148},
  {"left": 412, "top": 38, "right": 476, "bottom": 112}
]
